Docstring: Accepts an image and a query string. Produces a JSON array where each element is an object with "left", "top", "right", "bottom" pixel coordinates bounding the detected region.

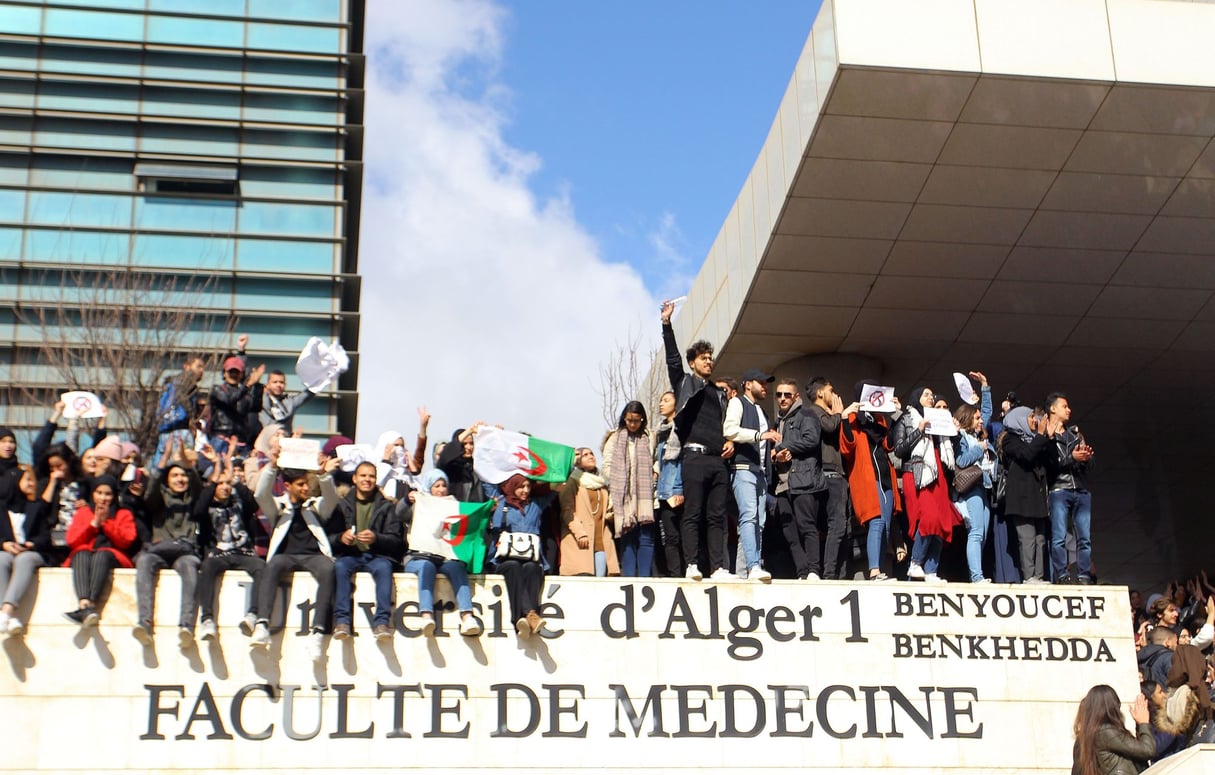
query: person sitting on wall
[
  {"left": 0, "top": 465, "right": 51, "bottom": 638},
  {"left": 62, "top": 475, "right": 136, "bottom": 628},
  {"left": 330, "top": 460, "right": 406, "bottom": 643},
  {"left": 403, "top": 468, "right": 482, "bottom": 637},
  {"left": 252, "top": 452, "right": 341, "bottom": 662},
  {"left": 132, "top": 438, "right": 203, "bottom": 649},
  {"left": 194, "top": 444, "right": 265, "bottom": 642}
]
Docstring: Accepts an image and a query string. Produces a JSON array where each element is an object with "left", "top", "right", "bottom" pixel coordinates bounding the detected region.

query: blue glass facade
[{"left": 0, "top": 0, "right": 365, "bottom": 439}]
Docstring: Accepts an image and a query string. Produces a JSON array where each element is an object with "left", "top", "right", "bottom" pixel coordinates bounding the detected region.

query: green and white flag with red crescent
[
  {"left": 409, "top": 493, "right": 493, "bottom": 574},
  {"left": 472, "top": 426, "right": 575, "bottom": 484}
]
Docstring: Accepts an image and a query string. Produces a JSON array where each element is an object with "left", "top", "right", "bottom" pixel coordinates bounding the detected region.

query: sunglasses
[{"left": 775, "top": 391, "right": 795, "bottom": 398}]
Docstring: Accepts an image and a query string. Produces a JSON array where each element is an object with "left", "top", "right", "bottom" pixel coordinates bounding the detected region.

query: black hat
[
  {"left": 0, "top": 427, "right": 14, "bottom": 443},
  {"left": 741, "top": 368, "right": 774, "bottom": 384}
]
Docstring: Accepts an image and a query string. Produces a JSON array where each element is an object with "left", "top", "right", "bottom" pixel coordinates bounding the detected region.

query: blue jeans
[
  {"left": 910, "top": 532, "right": 942, "bottom": 574},
  {"left": 617, "top": 524, "right": 655, "bottom": 577},
  {"left": 334, "top": 553, "right": 396, "bottom": 626},
  {"left": 866, "top": 486, "right": 894, "bottom": 572},
  {"left": 405, "top": 558, "right": 473, "bottom": 613},
  {"left": 957, "top": 491, "right": 990, "bottom": 581},
  {"left": 731, "top": 468, "right": 767, "bottom": 572},
  {"left": 1049, "top": 489, "right": 1092, "bottom": 580}
]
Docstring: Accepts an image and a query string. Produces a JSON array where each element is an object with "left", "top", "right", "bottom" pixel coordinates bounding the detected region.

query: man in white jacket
[{"left": 253, "top": 454, "right": 340, "bottom": 662}]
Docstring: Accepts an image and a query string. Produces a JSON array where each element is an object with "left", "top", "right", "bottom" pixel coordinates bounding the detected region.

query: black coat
[
  {"left": 1000, "top": 433, "right": 1053, "bottom": 519},
  {"left": 775, "top": 405, "right": 824, "bottom": 494},
  {"left": 0, "top": 498, "right": 52, "bottom": 556},
  {"left": 329, "top": 490, "right": 407, "bottom": 563}
]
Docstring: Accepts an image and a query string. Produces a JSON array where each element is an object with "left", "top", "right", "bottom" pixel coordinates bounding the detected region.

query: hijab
[
  {"left": 1003, "top": 406, "right": 1035, "bottom": 444},
  {"left": 420, "top": 468, "right": 448, "bottom": 494},
  {"left": 500, "top": 473, "right": 530, "bottom": 511}
]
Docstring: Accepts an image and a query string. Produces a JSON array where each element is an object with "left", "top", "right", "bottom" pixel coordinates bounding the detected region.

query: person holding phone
[{"left": 999, "top": 406, "right": 1060, "bottom": 583}]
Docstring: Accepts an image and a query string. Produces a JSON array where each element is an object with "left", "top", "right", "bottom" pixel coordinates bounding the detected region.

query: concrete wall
[{"left": 2, "top": 569, "right": 1139, "bottom": 772}]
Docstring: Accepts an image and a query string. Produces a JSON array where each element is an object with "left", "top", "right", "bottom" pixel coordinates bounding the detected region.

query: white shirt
[{"left": 723, "top": 395, "right": 769, "bottom": 468}]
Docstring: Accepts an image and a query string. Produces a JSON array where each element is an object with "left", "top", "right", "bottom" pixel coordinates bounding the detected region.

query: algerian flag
[
  {"left": 472, "top": 426, "right": 575, "bottom": 485},
  {"left": 410, "top": 493, "right": 493, "bottom": 574}
]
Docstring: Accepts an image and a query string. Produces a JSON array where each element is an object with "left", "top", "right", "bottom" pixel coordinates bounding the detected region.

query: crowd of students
[{"left": 0, "top": 316, "right": 1114, "bottom": 666}]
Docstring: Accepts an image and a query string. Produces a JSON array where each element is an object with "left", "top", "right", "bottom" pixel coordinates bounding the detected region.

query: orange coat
[{"left": 840, "top": 412, "right": 902, "bottom": 524}]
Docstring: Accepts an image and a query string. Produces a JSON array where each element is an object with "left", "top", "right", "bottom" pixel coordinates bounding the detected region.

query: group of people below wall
[
  {"left": 0, "top": 312, "right": 1097, "bottom": 665},
  {"left": 1073, "top": 580, "right": 1215, "bottom": 771}
]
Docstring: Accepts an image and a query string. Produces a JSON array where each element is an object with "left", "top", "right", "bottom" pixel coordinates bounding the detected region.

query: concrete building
[
  {"left": 0, "top": 0, "right": 364, "bottom": 444},
  {"left": 660, "top": 0, "right": 1215, "bottom": 590}
]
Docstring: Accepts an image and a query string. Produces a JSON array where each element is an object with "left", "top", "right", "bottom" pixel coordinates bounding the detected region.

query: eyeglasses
[{"left": 775, "top": 392, "right": 795, "bottom": 398}]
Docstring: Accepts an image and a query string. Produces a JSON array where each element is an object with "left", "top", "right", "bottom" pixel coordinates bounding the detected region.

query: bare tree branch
[
  {"left": 14, "top": 265, "right": 234, "bottom": 455},
  {"left": 594, "top": 324, "right": 664, "bottom": 432}
]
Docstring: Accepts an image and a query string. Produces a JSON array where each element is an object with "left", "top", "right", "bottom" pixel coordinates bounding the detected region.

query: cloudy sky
[{"left": 356, "top": 0, "right": 819, "bottom": 452}]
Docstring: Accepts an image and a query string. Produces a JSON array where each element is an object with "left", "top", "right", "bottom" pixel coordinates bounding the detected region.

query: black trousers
[
  {"left": 71, "top": 549, "right": 119, "bottom": 603},
  {"left": 655, "top": 501, "right": 685, "bottom": 576},
  {"left": 680, "top": 453, "right": 730, "bottom": 573},
  {"left": 258, "top": 553, "right": 334, "bottom": 632},
  {"left": 198, "top": 553, "right": 266, "bottom": 620},
  {"left": 495, "top": 559, "right": 543, "bottom": 621}
]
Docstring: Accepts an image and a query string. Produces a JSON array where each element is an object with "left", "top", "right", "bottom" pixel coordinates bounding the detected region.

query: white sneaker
[
  {"left": 178, "top": 627, "right": 195, "bottom": 648},
  {"left": 907, "top": 562, "right": 926, "bottom": 580},
  {"left": 6, "top": 617, "right": 24, "bottom": 637},
  {"left": 459, "top": 616, "right": 482, "bottom": 637},
  {"left": 0, "top": 612, "right": 9, "bottom": 636},
  {"left": 303, "top": 631, "right": 325, "bottom": 663},
  {"left": 924, "top": 573, "right": 947, "bottom": 584},
  {"left": 747, "top": 567, "right": 772, "bottom": 583},
  {"left": 420, "top": 616, "right": 436, "bottom": 637},
  {"left": 685, "top": 564, "right": 703, "bottom": 581},
  {"left": 198, "top": 619, "right": 218, "bottom": 642},
  {"left": 806, "top": 572, "right": 822, "bottom": 582},
  {"left": 709, "top": 568, "right": 736, "bottom": 581},
  {"left": 239, "top": 612, "right": 258, "bottom": 637},
  {"left": 250, "top": 622, "right": 271, "bottom": 648},
  {"left": 973, "top": 577, "right": 992, "bottom": 584}
]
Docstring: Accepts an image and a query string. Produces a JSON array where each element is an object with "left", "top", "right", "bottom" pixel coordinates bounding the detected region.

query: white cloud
[{"left": 356, "top": 0, "right": 659, "bottom": 455}]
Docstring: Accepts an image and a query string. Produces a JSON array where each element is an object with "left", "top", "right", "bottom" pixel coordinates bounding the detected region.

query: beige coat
[{"left": 558, "top": 476, "right": 620, "bottom": 576}]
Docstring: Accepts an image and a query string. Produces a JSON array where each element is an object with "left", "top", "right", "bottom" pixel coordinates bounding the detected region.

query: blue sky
[
  {"left": 497, "top": 2, "right": 822, "bottom": 298},
  {"left": 358, "top": 0, "right": 822, "bottom": 447}
]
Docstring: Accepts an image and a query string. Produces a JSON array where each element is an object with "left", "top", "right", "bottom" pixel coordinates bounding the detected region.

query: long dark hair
[
  {"left": 35, "top": 442, "right": 82, "bottom": 482},
  {"left": 1074, "top": 685, "right": 1130, "bottom": 775},
  {"left": 617, "top": 400, "right": 648, "bottom": 434}
]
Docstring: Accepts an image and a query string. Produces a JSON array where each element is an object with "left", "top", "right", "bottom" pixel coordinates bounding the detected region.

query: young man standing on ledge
[{"left": 661, "top": 300, "right": 734, "bottom": 581}]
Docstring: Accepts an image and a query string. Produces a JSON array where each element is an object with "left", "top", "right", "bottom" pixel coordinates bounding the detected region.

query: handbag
[
  {"left": 494, "top": 531, "right": 541, "bottom": 562},
  {"left": 952, "top": 465, "right": 983, "bottom": 495}
]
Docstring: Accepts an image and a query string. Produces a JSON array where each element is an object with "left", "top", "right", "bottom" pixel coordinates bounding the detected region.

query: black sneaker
[{"left": 64, "top": 608, "right": 87, "bottom": 625}]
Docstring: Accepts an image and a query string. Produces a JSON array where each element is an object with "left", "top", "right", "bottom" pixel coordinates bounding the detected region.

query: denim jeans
[
  {"left": 866, "top": 486, "right": 894, "bottom": 572},
  {"left": 910, "top": 532, "right": 942, "bottom": 575},
  {"left": 135, "top": 541, "right": 200, "bottom": 630},
  {"left": 957, "top": 491, "right": 990, "bottom": 581},
  {"left": 405, "top": 557, "right": 473, "bottom": 613},
  {"left": 731, "top": 468, "right": 767, "bottom": 573},
  {"left": 334, "top": 553, "right": 395, "bottom": 626},
  {"left": 618, "top": 524, "right": 655, "bottom": 577},
  {"left": 1049, "top": 489, "right": 1092, "bottom": 580}
]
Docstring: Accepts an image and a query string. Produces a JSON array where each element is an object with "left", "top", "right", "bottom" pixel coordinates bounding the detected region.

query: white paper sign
[
  {"left": 924, "top": 407, "right": 958, "bottom": 436},
  {"left": 277, "top": 437, "right": 321, "bottom": 470},
  {"left": 296, "top": 337, "right": 349, "bottom": 392},
  {"left": 859, "top": 384, "right": 897, "bottom": 413},
  {"left": 334, "top": 443, "right": 377, "bottom": 472},
  {"left": 953, "top": 372, "right": 979, "bottom": 406},
  {"left": 60, "top": 391, "right": 105, "bottom": 419}
]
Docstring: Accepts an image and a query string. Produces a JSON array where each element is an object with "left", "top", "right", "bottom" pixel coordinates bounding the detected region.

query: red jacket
[{"left": 62, "top": 506, "right": 137, "bottom": 568}]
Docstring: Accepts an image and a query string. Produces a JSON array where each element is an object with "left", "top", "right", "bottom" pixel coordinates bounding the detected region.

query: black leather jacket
[{"left": 1049, "top": 428, "right": 1090, "bottom": 492}]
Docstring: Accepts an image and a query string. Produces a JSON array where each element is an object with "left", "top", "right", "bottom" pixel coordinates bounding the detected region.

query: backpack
[{"left": 157, "top": 380, "right": 188, "bottom": 432}]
